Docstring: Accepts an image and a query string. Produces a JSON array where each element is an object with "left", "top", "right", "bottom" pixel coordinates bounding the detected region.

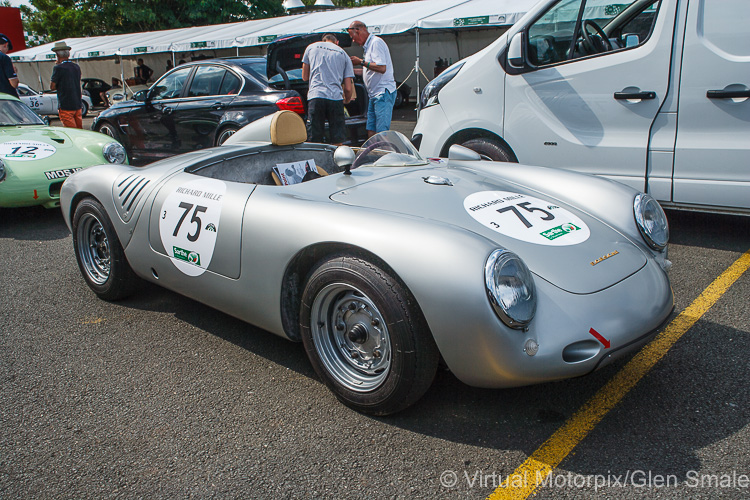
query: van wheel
[{"left": 460, "top": 138, "right": 517, "bottom": 162}]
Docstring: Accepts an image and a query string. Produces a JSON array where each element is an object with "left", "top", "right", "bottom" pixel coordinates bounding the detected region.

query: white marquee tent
[{"left": 10, "top": 0, "right": 538, "bottom": 99}]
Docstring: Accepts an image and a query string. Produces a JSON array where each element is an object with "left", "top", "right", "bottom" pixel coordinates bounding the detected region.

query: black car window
[
  {"left": 188, "top": 65, "right": 226, "bottom": 98},
  {"left": 150, "top": 66, "right": 192, "bottom": 100},
  {"left": 219, "top": 71, "right": 241, "bottom": 95}
]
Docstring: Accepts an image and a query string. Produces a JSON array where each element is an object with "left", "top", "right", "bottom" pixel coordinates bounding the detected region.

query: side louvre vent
[{"left": 113, "top": 173, "right": 150, "bottom": 222}]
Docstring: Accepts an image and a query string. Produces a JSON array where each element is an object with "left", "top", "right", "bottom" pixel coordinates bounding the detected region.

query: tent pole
[
  {"left": 36, "top": 61, "right": 43, "bottom": 91},
  {"left": 415, "top": 27, "right": 420, "bottom": 121}
]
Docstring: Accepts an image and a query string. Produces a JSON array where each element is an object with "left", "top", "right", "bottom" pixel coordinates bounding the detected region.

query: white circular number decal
[
  {"left": 159, "top": 179, "right": 226, "bottom": 276},
  {"left": 464, "top": 191, "right": 590, "bottom": 246},
  {"left": 0, "top": 141, "right": 56, "bottom": 161}
]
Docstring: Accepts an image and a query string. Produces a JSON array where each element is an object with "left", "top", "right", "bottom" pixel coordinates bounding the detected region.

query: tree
[{"left": 20, "top": 0, "right": 285, "bottom": 40}]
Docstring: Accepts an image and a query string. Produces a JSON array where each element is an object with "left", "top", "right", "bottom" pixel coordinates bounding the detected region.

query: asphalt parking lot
[{"left": 1, "top": 116, "right": 749, "bottom": 498}]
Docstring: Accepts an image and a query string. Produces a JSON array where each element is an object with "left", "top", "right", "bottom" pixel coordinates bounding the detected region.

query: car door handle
[
  {"left": 614, "top": 91, "right": 656, "bottom": 100},
  {"left": 162, "top": 107, "right": 173, "bottom": 115},
  {"left": 707, "top": 89, "right": 750, "bottom": 99},
  {"left": 211, "top": 103, "right": 225, "bottom": 110}
]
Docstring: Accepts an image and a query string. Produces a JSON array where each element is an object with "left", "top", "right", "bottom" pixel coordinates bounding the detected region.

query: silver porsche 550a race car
[{"left": 61, "top": 110, "right": 673, "bottom": 415}]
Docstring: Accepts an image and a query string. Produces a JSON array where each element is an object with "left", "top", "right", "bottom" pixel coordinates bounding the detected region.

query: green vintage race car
[{"left": 0, "top": 93, "right": 127, "bottom": 209}]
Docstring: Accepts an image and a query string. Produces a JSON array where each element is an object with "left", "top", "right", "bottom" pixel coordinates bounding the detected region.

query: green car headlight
[
  {"left": 103, "top": 142, "right": 127, "bottom": 164},
  {"left": 485, "top": 249, "right": 537, "bottom": 330},
  {"left": 0, "top": 158, "right": 6, "bottom": 182},
  {"left": 634, "top": 193, "right": 669, "bottom": 250}
]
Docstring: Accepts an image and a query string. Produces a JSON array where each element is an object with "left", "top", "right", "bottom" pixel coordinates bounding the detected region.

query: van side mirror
[
  {"left": 507, "top": 32, "right": 526, "bottom": 68},
  {"left": 624, "top": 34, "right": 640, "bottom": 48}
]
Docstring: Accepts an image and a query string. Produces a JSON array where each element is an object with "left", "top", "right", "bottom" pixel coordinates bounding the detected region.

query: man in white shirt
[
  {"left": 347, "top": 21, "right": 397, "bottom": 138},
  {"left": 302, "top": 34, "right": 355, "bottom": 145}
]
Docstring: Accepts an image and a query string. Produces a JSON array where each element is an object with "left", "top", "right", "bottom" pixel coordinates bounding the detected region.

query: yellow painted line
[
  {"left": 489, "top": 250, "right": 750, "bottom": 500},
  {"left": 81, "top": 317, "right": 106, "bottom": 325}
]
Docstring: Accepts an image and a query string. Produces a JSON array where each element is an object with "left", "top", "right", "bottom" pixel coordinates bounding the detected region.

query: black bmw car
[{"left": 93, "top": 35, "right": 368, "bottom": 164}]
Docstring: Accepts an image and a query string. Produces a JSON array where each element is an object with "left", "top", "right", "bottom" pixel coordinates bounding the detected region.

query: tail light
[{"left": 276, "top": 96, "right": 305, "bottom": 115}]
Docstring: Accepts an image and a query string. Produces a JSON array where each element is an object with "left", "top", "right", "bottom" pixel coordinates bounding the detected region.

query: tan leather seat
[{"left": 270, "top": 110, "right": 307, "bottom": 146}]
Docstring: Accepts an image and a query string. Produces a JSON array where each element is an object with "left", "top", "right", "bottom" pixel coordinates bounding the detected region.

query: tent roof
[{"left": 10, "top": 0, "right": 539, "bottom": 62}]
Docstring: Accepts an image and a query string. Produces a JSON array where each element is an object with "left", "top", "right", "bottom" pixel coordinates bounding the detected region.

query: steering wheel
[
  {"left": 351, "top": 141, "right": 397, "bottom": 169},
  {"left": 580, "top": 20, "right": 612, "bottom": 54}
]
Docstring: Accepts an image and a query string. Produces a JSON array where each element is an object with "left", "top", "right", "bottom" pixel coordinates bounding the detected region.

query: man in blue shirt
[
  {"left": 0, "top": 34, "right": 19, "bottom": 99},
  {"left": 347, "top": 21, "right": 397, "bottom": 138}
]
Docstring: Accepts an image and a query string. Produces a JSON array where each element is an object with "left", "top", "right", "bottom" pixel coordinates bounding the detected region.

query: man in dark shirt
[
  {"left": 134, "top": 59, "right": 153, "bottom": 85},
  {"left": 50, "top": 41, "right": 83, "bottom": 128},
  {"left": 0, "top": 34, "right": 19, "bottom": 98}
]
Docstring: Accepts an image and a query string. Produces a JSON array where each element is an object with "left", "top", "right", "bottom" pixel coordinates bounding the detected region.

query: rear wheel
[
  {"left": 215, "top": 125, "right": 239, "bottom": 146},
  {"left": 460, "top": 137, "right": 517, "bottom": 162},
  {"left": 72, "top": 198, "right": 140, "bottom": 301},
  {"left": 81, "top": 100, "right": 89, "bottom": 117},
  {"left": 300, "top": 255, "right": 439, "bottom": 415}
]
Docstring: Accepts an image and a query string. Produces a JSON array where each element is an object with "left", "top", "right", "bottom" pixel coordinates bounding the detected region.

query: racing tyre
[
  {"left": 394, "top": 90, "right": 404, "bottom": 109},
  {"left": 460, "top": 137, "right": 517, "bottom": 162},
  {"left": 81, "top": 100, "right": 89, "bottom": 117},
  {"left": 96, "top": 122, "right": 121, "bottom": 142},
  {"left": 215, "top": 126, "right": 239, "bottom": 146},
  {"left": 72, "top": 198, "right": 140, "bottom": 301},
  {"left": 300, "top": 255, "right": 439, "bottom": 415}
]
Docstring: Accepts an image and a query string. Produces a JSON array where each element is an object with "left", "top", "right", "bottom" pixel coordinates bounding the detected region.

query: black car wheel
[
  {"left": 460, "top": 137, "right": 518, "bottom": 162},
  {"left": 96, "top": 122, "right": 121, "bottom": 142},
  {"left": 72, "top": 198, "right": 140, "bottom": 301},
  {"left": 300, "top": 254, "right": 439, "bottom": 415},
  {"left": 215, "top": 126, "right": 239, "bottom": 146}
]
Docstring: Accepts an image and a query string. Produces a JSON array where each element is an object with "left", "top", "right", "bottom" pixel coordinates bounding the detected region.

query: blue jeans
[{"left": 366, "top": 89, "right": 397, "bottom": 133}]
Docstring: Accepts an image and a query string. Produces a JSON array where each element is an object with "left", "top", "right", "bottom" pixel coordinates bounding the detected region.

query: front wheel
[
  {"left": 300, "top": 255, "right": 439, "bottom": 415},
  {"left": 460, "top": 137, "right": 517, "bottom": 162},
  {"left": 72, "top": 198, "right": 140, "bottom": 301},
  {"left": 81, "top": 100, "right": 89, "bottom": 117},
  {"left": 96, "top": 122, "right": 121, "bottom": 142}
]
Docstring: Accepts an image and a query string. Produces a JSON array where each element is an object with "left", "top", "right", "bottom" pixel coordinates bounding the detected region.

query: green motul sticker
[
  {"left": 453, "top": 16, "right": 489, "bottom": 27},
  {"left": 540, "top": 223, "right": 581, "bottom": 241},
  {"left": 173, "top": 246, "right": 201, "bottom": 266}
]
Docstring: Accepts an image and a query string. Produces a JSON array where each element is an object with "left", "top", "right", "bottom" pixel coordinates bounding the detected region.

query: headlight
[
  {"left": 0, "top": 158, "right": 6, "bottom": 182},
  {"left": 485, "top": 249, "right": 536, "bottom": 329},
  {"left": 420, "top": 62, "right": 464, "bottom": 109},
  {"left": 634, "top": 193, "right": 668, "bottom": 250},
  {"left": 103, "top": 142, "right": 127, "bottom": 164}
]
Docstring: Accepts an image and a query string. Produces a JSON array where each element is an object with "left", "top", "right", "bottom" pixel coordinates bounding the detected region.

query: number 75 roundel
[
  {"left": 464, "top": 191, "right": 590, "bottom": 246},
  {"left": 159, "top": 178, "right": 227, "bottom": 276}
]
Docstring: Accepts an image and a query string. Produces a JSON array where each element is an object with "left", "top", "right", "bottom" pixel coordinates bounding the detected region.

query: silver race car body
[{"left": 61, "top": 111, "right": 673, "bottom": 415}]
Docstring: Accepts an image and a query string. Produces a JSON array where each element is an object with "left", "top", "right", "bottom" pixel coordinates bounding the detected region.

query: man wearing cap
[
  {"left": 50, "top": 41, "right": 83, "bottom": 128},
  {"left": 0, "top": 34, "right": 19, "bottom": 99},
  {"left": 347, "top": 21, "right": 397, "bottom": 138}
]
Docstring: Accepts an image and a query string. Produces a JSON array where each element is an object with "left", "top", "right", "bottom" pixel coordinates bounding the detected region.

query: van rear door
[{"left": 672, "top": 0, "right": 750, "bottom": 211}]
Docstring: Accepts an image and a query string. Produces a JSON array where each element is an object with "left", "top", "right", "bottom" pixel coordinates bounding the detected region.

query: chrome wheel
[
  {"left": 216, "top": 127, "right": 237, "bottom": 145},
  {"left": 76, "top": 212, "right": 110, "bottom": 285},
  {"left": 309, "top": 283, "right": 392, "bottom": 392}
]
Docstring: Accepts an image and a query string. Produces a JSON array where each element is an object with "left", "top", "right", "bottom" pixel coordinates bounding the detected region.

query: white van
[{"left": 412, "top": 0, "right": 750, "bottom": 215}]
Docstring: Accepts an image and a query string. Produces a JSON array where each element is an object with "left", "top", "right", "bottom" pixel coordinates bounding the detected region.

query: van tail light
[{"left": 276, "top": 96, "right": 305, "bottom": 115}]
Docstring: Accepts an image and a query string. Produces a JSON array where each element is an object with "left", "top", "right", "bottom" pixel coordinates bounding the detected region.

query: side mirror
[
  {"left": 133, "top": 90, "right": 148, "bottom": 102},
  {"left": 334, "top": 145, "right": 355, "bottom": 175},
  {"left": 448, "top": 144, "right": 482, "bottom": 161},
  {"left": 624, "top": 34, "right": 640, "bottom": 48},
  {"left": 507, "top": 32, "right": 526, "bottom": 68}
]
